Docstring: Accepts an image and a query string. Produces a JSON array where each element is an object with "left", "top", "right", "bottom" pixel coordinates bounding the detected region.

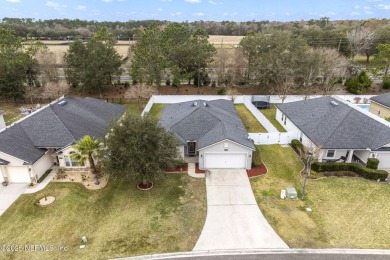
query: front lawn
[
  {"left": 0, "top": 174, "right": 206, "bottom": 259},
  {"left": 260, "top": 106, "right": 286, "bottom": 132},
  {"left": 235, "top": 104, "right": 267, "bottom": 132},
  {"left": 251, "top": 144, "right": 390, "bottom": 248}
]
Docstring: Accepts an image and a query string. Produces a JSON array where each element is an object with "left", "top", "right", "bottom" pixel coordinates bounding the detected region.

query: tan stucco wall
[
  {"left": 58, "top": 146, "right": 90, "bottom": 168},
  {"left": 369, "top": 102, "right": 390, "bottom": 119}
]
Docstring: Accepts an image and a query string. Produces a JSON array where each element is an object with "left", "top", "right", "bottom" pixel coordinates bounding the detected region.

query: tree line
[{"left": 1, "top": 22, "right": 390, "bottom": 100}]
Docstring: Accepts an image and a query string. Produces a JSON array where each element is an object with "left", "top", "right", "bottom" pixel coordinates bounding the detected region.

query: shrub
[
  {"left": 345, "top": 71, "right": 371, "bottom": 94},
  {"left": 383, "top": 78, "right": 390, "bottom": 89},
  {"left": 291, "top": 139, "right": 304, "bottom": 155},
  {"left": 367, "top": 158, "right": 379, "bottom": 170},
  {"left": 37, "top": 169, "right": 52, "bottom": 183},
  {"left": 132, "top": 79, "right": 138, "bottom": 85},
  {"left": 252, "top": 145, "right": 261, "bottom": 167},
  {"left": 172, "top": 78, "right": 180, "bottom": 87},
  {"left": 385, "top": 117, "right": 390, "bottom": 122},
  {"left": 211, "top": 81, "right": 216, "bottom": 88},
  {"left": 124, "top": 82, "right": 130, "bottom": 88},
  {"left": 165, "top": 79, "right": 171, "bottom": 86},
  {"left": 311, "top": 162, "right": 388, "bottom": 181},
  {"left": 217, "top": 88, "right": 226, "bottom": 95}
]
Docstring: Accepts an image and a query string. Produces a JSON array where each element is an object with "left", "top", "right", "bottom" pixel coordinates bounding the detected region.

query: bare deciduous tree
[
  {"left": 124, "top": 84, "right": 157, "bottom": 107},
  {"left": 36, "top": 49, "right": 60, "bottom": 85},
  {"left": 346, "top": 27, "right": 375, "bottom": 60},
  {"left": 226, "top": 87, "right": 240, "bottom": 102},
  {"left": 316, "top": 47, "right": 350, "bottom": 95}
]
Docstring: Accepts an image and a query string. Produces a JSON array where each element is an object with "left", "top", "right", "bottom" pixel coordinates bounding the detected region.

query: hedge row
[
  {"left": 311, "top": 162, "right": 388, "bottom": 181},
  {"left": 37, "top": 169, "right": 52, "bottom": 183}
]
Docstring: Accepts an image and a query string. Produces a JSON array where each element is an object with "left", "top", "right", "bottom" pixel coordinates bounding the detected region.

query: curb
[{"left": 114, "top": 248, "right": 390, "bottom": 260}]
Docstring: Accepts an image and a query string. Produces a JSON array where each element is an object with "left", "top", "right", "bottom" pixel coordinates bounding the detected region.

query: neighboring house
[
  {"left": 276, "top": 96, "right": 390, "bottom": 169},
  {"left": 0, "top": 97, "right": 126, "bottom": 184},
  {"left": 370, "top": 92, "right": 390, "bottom": 119},
  {"left": 159, "top": 99, "right": 255, "bottom": 169}
]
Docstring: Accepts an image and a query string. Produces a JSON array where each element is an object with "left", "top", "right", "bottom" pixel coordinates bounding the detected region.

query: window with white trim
[
  {"left": 326, "top": 150, "right": 335, "bottom": 158},
  {"left": 64, "top": 152, "right": 82, "bottom": 167}
]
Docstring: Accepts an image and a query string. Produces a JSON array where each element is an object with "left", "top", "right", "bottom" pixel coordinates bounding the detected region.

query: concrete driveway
[
  {"left": 193, "top": 169, "right": 288, "bottom": 251},
  {"left": 0, "top": 184, "right": 28, "bottom": 217}
]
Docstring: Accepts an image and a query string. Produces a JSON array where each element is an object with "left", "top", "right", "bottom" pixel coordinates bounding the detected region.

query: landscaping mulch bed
[
  {"left": 195, "top": 163, "right": 205, "bottom": 174},
  {"left": 165, "top": 164, "right": 188, "bottom": 173},
  {"left": 247, "top": 164, "right": 267, "bottom": 178},
  {"left": 137, "top": 182, "right": 154, "bottom": 190}
]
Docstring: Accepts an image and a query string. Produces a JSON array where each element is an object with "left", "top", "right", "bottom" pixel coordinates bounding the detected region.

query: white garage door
[
  {"left": 204, "top": 153, "right": 247, "bottom": 169},
  {"left": 7, "top": 167, "right": 31, "bottom": 183},
  {"left": 377, "top": 153, "right": 390, "bottom": 169}
]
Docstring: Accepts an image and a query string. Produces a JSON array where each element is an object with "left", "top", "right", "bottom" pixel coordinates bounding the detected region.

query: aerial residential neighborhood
[{"left": 1, "top": 0, "right": 390, "bottom": 259}]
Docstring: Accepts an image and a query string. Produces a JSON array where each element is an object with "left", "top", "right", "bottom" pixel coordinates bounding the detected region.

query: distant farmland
[{"left": 41, "top": 35, "right": 243, "bottom": 64}]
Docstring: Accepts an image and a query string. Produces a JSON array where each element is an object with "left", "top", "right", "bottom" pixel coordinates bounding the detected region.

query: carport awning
[{"left": 0, "top": 158, "right": 9, "bottom": 165}]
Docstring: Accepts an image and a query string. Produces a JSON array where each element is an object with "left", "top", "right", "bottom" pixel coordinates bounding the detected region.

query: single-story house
[
  {"left": 159, "top": 99, "right": 255, "bottom": 169},
  {"left": 370, "top": 92, "right": 390, "bottom": 119},
  {"left": 0, "top": 97, "right": 126, "bottom": 184},
  {"left": 276, "top": 96, "right": 390, "bottom": 169}
]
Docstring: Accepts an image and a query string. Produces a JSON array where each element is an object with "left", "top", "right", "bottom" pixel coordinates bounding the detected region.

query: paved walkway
[
  {"left": 193, "top": 169, "right": 288, "bottom": 251},
  {"left": 0, "top": 183, "right": 28, "bottom": 216},
  {"left": 24, "top": 167, "right": 58, "bottom": 194},
  {"left": 187, "top": 163, "right": 205, "bottom": 178}
]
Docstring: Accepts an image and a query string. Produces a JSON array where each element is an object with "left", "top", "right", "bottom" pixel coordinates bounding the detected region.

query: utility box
[{"left": 286, "top": 187, "right": 298, "bottom": 200}]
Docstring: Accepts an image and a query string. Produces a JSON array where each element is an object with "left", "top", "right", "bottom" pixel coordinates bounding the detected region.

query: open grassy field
[
  {"left": 260, "top": 106, "right": 287, "bottom": 132},
  {"left": 251, "top": 144, "right": 390, "bottom": 248},
  {"left": 235, "top": 104, "right": 267, "bottom": 132},
  {"left": 0, "top": 175, "right": 206, "bottom": 259},
  {"left": 208, "top": 35, "right": 244, "bottom": 47}
]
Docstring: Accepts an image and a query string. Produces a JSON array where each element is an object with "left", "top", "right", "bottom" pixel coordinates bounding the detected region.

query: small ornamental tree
[
  {"left": 102, "top": 113, "right": 179, "bottom": 189},
  {"left": 71, "top": 135, "right": 102, "bottom": 185}
]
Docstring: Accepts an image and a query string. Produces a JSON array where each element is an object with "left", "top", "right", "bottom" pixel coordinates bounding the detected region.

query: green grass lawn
[
  {"left": 122, "top": 99, "right": 148, "bottom": 115},
  {"left": 0, "top": 103, "right": 27, "bottom": 125},
  {"left": 147, "top": 104, "right": 165, "bottom": 119},
  {"left": 261, "top": 106, "right": 286, "bottom": 132},
  {"left": 235, "top": 104, "right": 267, "bottom": 132},
  {"left": 251, "top": 144, "right": 390, "bottom": 248},
  {"left": 0, "top": 175, "right": 206, "bottom": 259}
]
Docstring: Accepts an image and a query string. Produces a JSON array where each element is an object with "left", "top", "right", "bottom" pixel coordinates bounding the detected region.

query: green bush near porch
[{"left": 311, "top": 162, "right": 388, "bottom": 181}]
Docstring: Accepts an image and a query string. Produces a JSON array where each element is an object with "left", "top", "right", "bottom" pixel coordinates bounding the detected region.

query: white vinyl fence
[{"left": 248, "top": 132, "right": 299, "bottom": 145}]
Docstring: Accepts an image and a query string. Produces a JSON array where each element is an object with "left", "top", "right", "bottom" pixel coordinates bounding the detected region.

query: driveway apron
[
  {"left": 0, "top": 184, "right": 28, "bottom": 216},
  {"left": 193, "top": 169, "right": 288, "bottom": 251}
]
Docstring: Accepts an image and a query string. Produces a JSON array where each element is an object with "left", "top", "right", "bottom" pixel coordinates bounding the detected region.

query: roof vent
[
  {"left": 193, "top": 101, "right": 198, "bottom": 107},
  {"left": 58, "top": 100, "right": 67, "bottom": 106},
  {"left": 203, "top": 102, "right": 208, "bottom": 107},
  {"left": 330, "top": 101, "right": 339, "bottom": 106}
]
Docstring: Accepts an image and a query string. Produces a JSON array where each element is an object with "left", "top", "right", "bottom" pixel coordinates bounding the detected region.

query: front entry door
[{"left": 187, "top": 142, "right": 196, "bottom": 156}]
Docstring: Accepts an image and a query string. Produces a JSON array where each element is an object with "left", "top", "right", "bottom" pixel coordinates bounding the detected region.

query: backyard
[
  {"left": 251, "top": 144, "right": 390, "bottom": 248},
  {"left": 0, "top": 103, "right": 27, "bottom": 125},
  {"left": 260, "top": 106, "right": 286, "bottom": 132},
  {"left": 0, "top": 175, "right": 206, "bottom": 259},
  {"left": 235, "top": 104, "right": 267, "bottom": 132},
  {"left": 147, "top": 104, "right": 165, "bottom": 119}
]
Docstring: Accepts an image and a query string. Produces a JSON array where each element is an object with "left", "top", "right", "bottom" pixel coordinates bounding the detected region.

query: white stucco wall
[
  {"left": 32, "top": 152, "right": 54, "bottom": 180},
  {"left": 178, "top": 145, "right": 185, "bottom": 159},
  {"left": 198, "top": 140, "right": 253, "bottom": 169},
  {"left": 57, "top": 146, "right": 90, "bottom": 168},
  {"left": 354, "top": 150, "right": 370, "bottom": 163}
]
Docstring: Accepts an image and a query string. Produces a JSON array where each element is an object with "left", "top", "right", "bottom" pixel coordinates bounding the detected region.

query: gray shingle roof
[
  {"left": 370, "top": 92, "right": 390, "bottom": 108},
  {"left": 277, "top": 96, "right": 390, "bottom": 150},
  {"left": 0, "top": 97, "right": 126, "bottom": 164},
  {"left": 160, "top": 99, "right": 255, "bottom": 150}
]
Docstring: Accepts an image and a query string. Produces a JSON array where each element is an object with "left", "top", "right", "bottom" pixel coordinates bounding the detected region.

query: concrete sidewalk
[
  {"left": 193, "top": 169, "right": 288, "bottom": 251},
  {"left": 24, "top": 167, "right": 58, "bottom": 194}
]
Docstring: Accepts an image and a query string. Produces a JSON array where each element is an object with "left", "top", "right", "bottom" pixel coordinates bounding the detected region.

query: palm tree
[{"left": 71, "top": 135, "right": 102, "bottom": 185}]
